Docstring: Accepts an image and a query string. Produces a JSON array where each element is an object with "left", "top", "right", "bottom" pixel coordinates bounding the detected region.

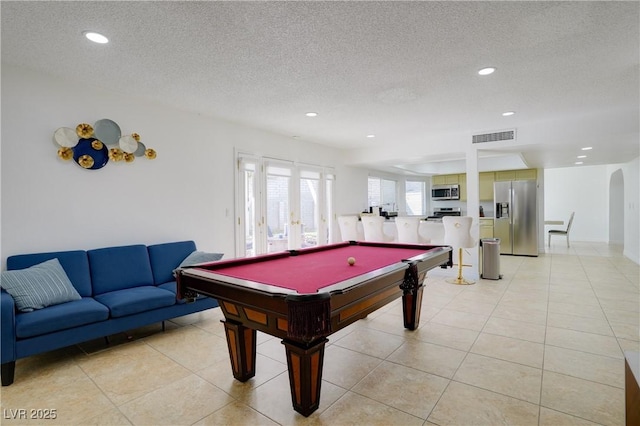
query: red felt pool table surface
[{"left": 192, "top": 244, "right": 430, "bottom": 294}]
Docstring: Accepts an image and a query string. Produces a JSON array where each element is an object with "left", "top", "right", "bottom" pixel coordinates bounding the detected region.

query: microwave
[{"left": 432, "top": 184, "right": 460, "bottom": 200}]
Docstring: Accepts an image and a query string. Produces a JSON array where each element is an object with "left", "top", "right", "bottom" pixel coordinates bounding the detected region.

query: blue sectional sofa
[{"left": 1, "top": 240, "right": 219, "bottom": 386}]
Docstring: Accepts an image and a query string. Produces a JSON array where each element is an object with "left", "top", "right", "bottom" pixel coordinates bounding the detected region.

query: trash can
[{"left": 480, "top": 238, "right": 501, "bottom": 280}]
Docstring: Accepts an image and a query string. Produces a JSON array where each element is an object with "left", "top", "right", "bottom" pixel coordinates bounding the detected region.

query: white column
[{"left": 465, "top": 147, "right": 480, "bottom": 279}]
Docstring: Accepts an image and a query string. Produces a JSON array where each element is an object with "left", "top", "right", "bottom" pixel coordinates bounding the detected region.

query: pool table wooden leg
[
  {"left": 402, "top": 285, "right": 424, "bottom": 330},
  {"left": 401, "top": 268, "right": 427, "bottom": 330},
  {"left": 222, "top": 320, "right": 257, "bottom": 382},
  {"left": 282, "top": 338, "right": 328, "bottom": 417}
]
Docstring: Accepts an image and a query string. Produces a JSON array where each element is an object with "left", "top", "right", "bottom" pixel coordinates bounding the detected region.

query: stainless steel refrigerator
[{"left": 494, "top": 180, "right": 538, "bottom": 256}]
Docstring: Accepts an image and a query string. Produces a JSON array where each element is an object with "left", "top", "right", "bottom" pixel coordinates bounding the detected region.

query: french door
[{"left": 236, "top": 153, "right": 334, "bottom": 257}]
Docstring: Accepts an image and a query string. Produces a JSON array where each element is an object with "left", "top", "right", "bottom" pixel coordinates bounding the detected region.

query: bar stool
[
  {"left": 443, "top": 216, "right": 476, "bottom": 285},
  {"left": 419, "top": 221, "right": 445, "bottom": 244},
  {"left": 362, "top": 216, "right": 387, "bottom": 242},
  {"left": 337, "top": 215, "right": 359, "bottom": 241},
  {"left": 395, "top": 217, "right": 421, "bottom": 243}
]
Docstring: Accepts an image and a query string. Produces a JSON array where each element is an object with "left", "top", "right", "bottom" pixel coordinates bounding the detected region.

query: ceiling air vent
[{"left": 472, "top": 129, "right": 516, "bottom": 144}]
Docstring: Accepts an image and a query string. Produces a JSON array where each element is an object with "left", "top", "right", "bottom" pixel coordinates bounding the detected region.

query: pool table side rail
[{"left": 177, "top": 244, "right": 451, "bottom": 298}]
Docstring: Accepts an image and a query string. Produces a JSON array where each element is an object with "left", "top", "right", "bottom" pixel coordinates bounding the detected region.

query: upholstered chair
[
  {"left": 443, "top": 216, "right": 476, "bottom": 285},
  {"left": 362, "top": 216, "right": 387, "bottom": 242},
  {"left": 395, "top": 217, "right": 421, "bottom": 244},
  {"left": 337, "top": 215, "right": 359, "bottom": 242}
]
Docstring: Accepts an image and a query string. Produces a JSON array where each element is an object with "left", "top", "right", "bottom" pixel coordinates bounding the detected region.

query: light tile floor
[{"left": 1, "top": 242, "right": 638, "bottom": 425}]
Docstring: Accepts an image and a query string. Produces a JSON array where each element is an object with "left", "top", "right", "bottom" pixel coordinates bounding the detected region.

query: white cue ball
[{"left": 348, "top": 257, "right": 356, "bottom": 266}]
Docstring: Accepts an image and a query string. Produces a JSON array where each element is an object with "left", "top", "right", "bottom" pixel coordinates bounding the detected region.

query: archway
[{"left": 609, "top": 169, "right": 624, "bottom": 245}]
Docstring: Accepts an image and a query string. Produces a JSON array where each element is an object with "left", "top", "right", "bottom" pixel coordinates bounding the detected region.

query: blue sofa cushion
[
  {"left": 179, "top": 251, "right": 224, "bottom": 267},
  {"left": 15, "top": 297, "right": 109, "bottom": 338},
  {"left": 1, "top": 259, "right": 82, "bottom": 312},
  {"left": 94, "top": 286, "right": 176, "bottom": 318},
  {"left": 7, "top": 250, "right": 92, "bottom": 297},
  {"left": 148, "top": 241, "right": 196, "bottom": 285},
  {"left": 88, "top": 245, "right": 154, "bottom": 295}
]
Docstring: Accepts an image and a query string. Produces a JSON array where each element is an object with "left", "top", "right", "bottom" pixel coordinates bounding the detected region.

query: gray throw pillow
[
  {"left": 1, "top": 258, "right": 82, "bottom": 312},
  {"left": 179, "top": 251, "right": 224, "bottom": 267}
]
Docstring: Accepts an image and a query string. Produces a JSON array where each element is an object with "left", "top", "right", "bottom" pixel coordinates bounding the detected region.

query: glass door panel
[
  {"left": 299, "top": 170, "right": 320, "bottom": 248},
  {"left": 324, "top": 172, "right": 335, "bottom": 245},
  {"left": 266, "top": 163, "right": 292, "bottom": 253},
  {"left": 237, "top": 155, "right": 264, "bottom": 257},
  {"left": 243, "top": 164, "right": 257, "bottom": 257}
]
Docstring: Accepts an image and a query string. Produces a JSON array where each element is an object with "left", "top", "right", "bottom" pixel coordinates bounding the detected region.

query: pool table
[{"left": 176, "top": 241, "right": 452, "bottom": 416}]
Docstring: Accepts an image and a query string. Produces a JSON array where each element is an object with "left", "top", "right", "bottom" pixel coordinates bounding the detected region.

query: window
[
  {"left": 405, "top": 180, "right": 426, "bottom": 215},
  {"left": 367, "top": 177, "right": 397, "bottom": 211}
]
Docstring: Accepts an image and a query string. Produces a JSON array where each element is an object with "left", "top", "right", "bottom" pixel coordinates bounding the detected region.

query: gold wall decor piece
[
  {"left": 109, "top": 148, "right": 124, "bottom": 162},
  {"left": 78, "top": 154, "right": 95, "bottom": 169},
  {"left": 76, "top": 123, "right": 94, "bottom": 138},
  {"left": 53, "top": 119, "right": 157, "bottom": 171},
  {"left": 57, "top": 147, "right": 73, "bottom": 160}
]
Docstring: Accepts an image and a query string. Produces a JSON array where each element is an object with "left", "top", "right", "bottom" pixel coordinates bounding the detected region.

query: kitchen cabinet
[
  {"left": 494, "top": 168, "right": 537, "bottom": 181},
  {"left": 479, "top": 172, "right": 494, "bottom": 200},
  {"left": 515, "top": 169, "right": 537, "bottom": 180},
  {"left": 494, "top": 170, "right": 516, "bottom": 181},
  {"left": 431, "top": 174, "right": 460, "bottom": 185},
  {"left": 479, "top": 218, "right": 494, "bottom": 239},
  {"left": 432, "top": 175, "right": 446, "bottom": 185},
  {"left": 445, "top": 174, "right": 460, "bottom": 184},
  {"left": 456, "top": 173, "right": 491, "bottom": 201},
  {"left": 433, "top": 169, "right": 535, "bottom": 201}
]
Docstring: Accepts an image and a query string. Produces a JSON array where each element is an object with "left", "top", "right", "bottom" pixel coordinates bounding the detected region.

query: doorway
[{"left": 235, "top": 153, "right": 335, "bottom": 257}]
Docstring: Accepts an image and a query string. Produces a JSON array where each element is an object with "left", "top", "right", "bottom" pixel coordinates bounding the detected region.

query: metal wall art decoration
[{"left": 54, "top": 119, "right": 157, "bottom": 170}]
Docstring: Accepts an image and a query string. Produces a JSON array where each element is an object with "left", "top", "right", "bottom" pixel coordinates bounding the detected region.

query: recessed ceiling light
[
  {"left": 575, "top": 161, "right": 584, "bottom": 165},
  {"left": 305, "top": 112, "right": 318, "bottom": 117},
  {"left": 366, "top": 134, "right": 375, "bottom": 138},
  {"left": 577, "top": 155, "right": 587, "bottom": 159},
  {"left": 478, "top": 67, "right": 496, "bottom": 76},
  {"left": 502, "top": 111, "right": 515, "bottom": 116},
  {"left": 581, "top": 146, "right": 593, "bottom": 151},
  {"left": 83, "top": 31, "right": 109, "bottom": 44}
]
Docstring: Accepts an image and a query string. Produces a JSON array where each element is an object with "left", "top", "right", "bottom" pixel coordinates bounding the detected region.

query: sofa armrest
[{"left": 1, "top": 291, "right": 16, "bottom": 364}]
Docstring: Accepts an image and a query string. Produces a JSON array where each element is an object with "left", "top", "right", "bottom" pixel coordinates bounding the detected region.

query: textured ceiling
[{"left": 2, "top": 1, "right": 638, "bottom": 174}]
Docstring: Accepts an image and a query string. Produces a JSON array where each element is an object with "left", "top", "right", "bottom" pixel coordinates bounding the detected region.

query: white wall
[
  {"left": 544, "top": 160, "right": 640, "bottom": 264},
  {"left": 0, "top": 65, "right": 365, "bottom": 266},
  {"left": 544, "top": 165, "right": 610, "bottom": 242},
  {"left": 610, "top": 158, "right": 640, "bottom": 263},
  {"left": 609, "top": 169, "right": 625, "bottom": 244}
]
